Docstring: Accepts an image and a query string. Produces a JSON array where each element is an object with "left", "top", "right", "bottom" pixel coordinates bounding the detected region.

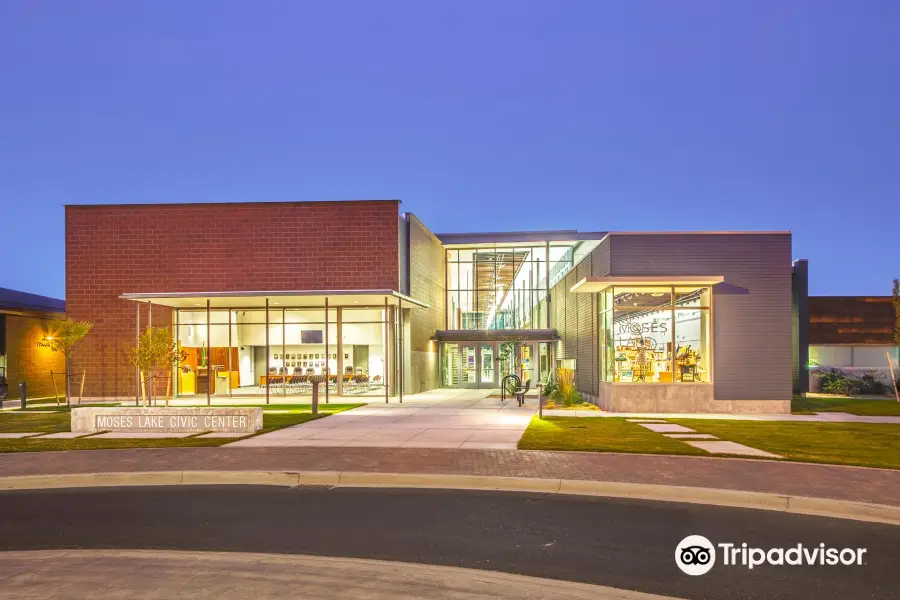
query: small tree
[
  {"left": 129, "top": 327, "right": 186, "bottom": 407},
  {"left": 37, "top": 317, "right": 93, "bottom": 406}
]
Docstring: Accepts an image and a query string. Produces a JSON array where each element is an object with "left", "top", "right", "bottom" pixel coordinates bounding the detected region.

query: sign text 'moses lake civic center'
[{"left": 71, "top": 407, "right": 263, "bottom": 434}]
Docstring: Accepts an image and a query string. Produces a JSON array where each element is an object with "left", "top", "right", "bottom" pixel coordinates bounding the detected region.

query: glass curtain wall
[
  {"left": 175, "top": 306, "right": 391, "bottom": 397},
  {"left": 600, "top": 286, "right": 711, "bottom": 384},
  {"left": 446, "top": 243, "right": 578, "bottom": 330}
]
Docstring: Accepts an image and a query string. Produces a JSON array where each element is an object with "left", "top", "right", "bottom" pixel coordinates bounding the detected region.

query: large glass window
[
  {"left": 600, "top": 286, "right": 711, "bottom": 384},
  {"left": 446, "top": 243, "right": 591, "bottom": 330}
]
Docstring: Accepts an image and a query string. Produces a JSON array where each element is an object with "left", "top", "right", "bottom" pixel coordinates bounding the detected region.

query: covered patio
[{"left": 121, "top": 290, "right": 429, "bottom": 405}]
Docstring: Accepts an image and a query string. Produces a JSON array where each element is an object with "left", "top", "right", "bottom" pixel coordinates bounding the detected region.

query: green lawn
[
  {"left": 0, "top": 404, "right": 362, "bottom": 453},
  {"left": 518, "top": 415, "right": 900, "bottom": 470},
  {"left": 671, "top": 418, "right": 900, "bottom": 470},
  {"left": 518, "top": 417, "right": 707, "bottom": 456},
  {"left": 792, "top": 395, "right": 900, "bottom": 416}
]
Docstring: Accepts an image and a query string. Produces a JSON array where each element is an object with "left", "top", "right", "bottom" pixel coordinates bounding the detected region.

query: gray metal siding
[
  {"left": 609, "top": 233, "right": 793, "bottom": 401},
  {"left": 549, "top": 237, "right": 611, "bottom": 396}
]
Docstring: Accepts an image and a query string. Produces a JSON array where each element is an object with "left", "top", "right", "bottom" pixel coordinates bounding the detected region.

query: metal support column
[
  {"left": 147, "top": 301, "right": 153, "bottom": 406},
  {"left": 206, "top": 299, "right": 211, "bottom": 406},
  {"left": 282, "top": 308, "right": 286, "bottom": 397},
  {"left": 265, "top": 298, "right": 270, "bottom": 405},
  {"left": 336, "top": 306, "right": 343, "bottom": 396},
  {"left": 227, "top": 309, "right": 232, "bottom": 397},
  {"left": 324, "top": 297, "right": 330, "bottom": 404},
  {"left": 398, "top": 297, "right": 403, "bottom": 403},
  {"left": 384, "top": 297, "right": 389, "bottom": 403},
  {"left": 135, "top": 302, "right": 140, "bottom": 406}
]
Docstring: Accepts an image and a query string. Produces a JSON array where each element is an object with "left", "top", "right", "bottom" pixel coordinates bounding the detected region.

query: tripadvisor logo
[{"left": 675, "top": 535, "right": 867, "bottom": 576}]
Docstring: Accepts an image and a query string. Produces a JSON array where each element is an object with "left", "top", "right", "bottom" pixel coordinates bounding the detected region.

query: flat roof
[
  {"left": 0, "top": 287, "right": 65, "bottom": 314},
  {"left": 119, "top": 290, "right": 429, "bottom": 309},
  {"left": 436, "top": 230, "right": 607, "bottom": 245},
  {"left": 66, "top": 199, "right": 400, "bottom": 208}
]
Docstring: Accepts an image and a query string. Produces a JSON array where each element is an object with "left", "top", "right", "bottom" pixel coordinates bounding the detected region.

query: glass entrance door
[
  {"left": 479, "top": 344, "right": 497, "bottom": 387},
  {"left": 460, "top": 345, "right": 478, "bottom": 387}
]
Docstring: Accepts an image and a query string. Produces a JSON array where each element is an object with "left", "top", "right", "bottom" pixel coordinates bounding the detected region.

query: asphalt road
[{"left": 0, "top": 485, "right": 897, "bottom": 599}]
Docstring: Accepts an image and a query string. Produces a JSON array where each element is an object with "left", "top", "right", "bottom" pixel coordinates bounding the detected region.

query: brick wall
[
  {"left": 4, "top": 313, "right": 67, "bottom": 399},
  {"left": 405, "top": 214, "right": 445, "bottom": 393},
  {"left": 66, "top": 200, "right": 400, "bottom": 397}
]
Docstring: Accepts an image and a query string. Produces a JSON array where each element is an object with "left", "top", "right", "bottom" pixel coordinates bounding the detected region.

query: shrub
[{"left": 550, "top": 367, "right": 583, "bottom": 407}]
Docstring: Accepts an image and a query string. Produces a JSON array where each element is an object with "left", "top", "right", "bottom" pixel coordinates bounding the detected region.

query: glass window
[
  {"left": 613, "top": 287, "right": 672, "bottom": 308},
  {"left": 599, "top": 285, "right": 712, "bottom": 384},
  {"left": 675, "top": 287, "right": 711, "bottom": 308},
  {"left": 674, "top": 309, "right": 710, "bottom": 382},
  {"left": 611, "top": 308, "right": 673, "bottom": 383},
  {"left": 445, "top": 243, "right": 577, "bottom": 330}
]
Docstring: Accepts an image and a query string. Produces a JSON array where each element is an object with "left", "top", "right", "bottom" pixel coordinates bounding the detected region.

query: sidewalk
[{"left": 1, "top": 447, "right": 899, "bottom": 507}]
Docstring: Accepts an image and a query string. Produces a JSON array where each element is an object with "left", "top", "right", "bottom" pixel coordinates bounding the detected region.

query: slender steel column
[
  {"left": 336, "top": 306, "right": 343, "bottom": 397},
  {"left": 135, "top": 303, "right": 140, "bottom": 406},
  {"left": 265, "top": 298, "right": 270, "bottom": 405},
  {"left": 228, "top": 309, "right": 233, "bottom": 397},
  {"left": 147, "top": 301, "right": 153, "bottom": 406},
  {"left": 282, "top": 308, "right": 286, "bottom": 398},
  {"left": 384, "top": 297, "right": 389, "bottom": 403},
  {"left": 398, "top": 297, "right": 403, "bottom": 403},
  {"left": 174, "top": 308, "right": 179, "bottom": 399},
  {"left": 206, "top": 299, "right": 211, "bottom": 406},
  {"left": 324, "top": 297, "right": 329, "bottom": 404}
]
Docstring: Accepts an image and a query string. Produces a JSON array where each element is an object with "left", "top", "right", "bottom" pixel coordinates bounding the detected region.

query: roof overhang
[
  {"left": 435, "top": 329, "right": 559, "bottom": 343},
  {"left": 570, "top": 276, "right": 725, "bottom": 294},
  {"left": 119, "top": 290, "right": 429, "bottom": 309}
]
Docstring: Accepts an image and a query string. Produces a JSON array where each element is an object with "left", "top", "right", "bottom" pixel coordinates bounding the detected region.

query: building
[
  {"left": 0, "top": 287, "right": 66, "bottom": 402},
  {"left": 65, "top": 200, "right": 797, "bottom": 413},
  {"left": 805, "top": 296, "right": 899, "bottom": 392}
]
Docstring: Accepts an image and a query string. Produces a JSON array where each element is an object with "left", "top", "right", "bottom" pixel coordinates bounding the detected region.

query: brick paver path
[{"left": 1, "top": 448, "right": 899, "bottom": 506}]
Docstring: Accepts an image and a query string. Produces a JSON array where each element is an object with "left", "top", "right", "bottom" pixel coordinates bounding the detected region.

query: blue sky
[{"left": 1, "top": 0, "right": 897, "bottom": 298}]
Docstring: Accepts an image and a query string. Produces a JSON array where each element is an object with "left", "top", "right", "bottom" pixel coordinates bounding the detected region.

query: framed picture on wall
[
  {"left": 274, "top": 354, "right": 279, "bottom": 360},
  {"left": 344, "top": 353, "right": 349, "bottom": 359},
  {"left": 620, "top": 370, "right": 634, "bottom": 383},
  {"left": 315, "top": 354, "right": 319, "bottom": 359}
]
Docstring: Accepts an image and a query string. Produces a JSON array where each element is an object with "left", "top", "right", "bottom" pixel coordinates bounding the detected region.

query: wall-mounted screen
[{"left": 301, "top": 330, "right": 323, "bottom": 344}]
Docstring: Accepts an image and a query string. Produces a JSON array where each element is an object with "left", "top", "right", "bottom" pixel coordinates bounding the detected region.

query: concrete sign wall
[{"left": 71, "top": 407, "right": 263, "bottom": 434}]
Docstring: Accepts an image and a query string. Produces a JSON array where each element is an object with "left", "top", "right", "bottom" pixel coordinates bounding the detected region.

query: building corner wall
[
  {"left": 3, "top": 312, "right": 67, "bottom": 399},
  {"left": 406, "top": 214, "right": 445, "bottom": 393}
]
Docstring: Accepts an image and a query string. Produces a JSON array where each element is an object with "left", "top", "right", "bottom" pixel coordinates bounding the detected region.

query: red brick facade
[{"left": 66, "top": 200, "right": 400, "bottom": 397}]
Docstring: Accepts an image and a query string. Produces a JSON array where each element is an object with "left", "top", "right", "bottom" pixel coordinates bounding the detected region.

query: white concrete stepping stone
[
  {"left": 91, "top": 432, "right": 193, "bottom": 439},
  {"left": 34, "top": 432, "right": 89, "bottom": 439},
  {"left": 194, "top": 432, "right": 249, "bottom": 438},
  {"left": 638, "top": 423, "right": 695, "bottom": 433},
  {"left": 685, "top": 440, "right": 780, "bottom": 458},
  {"left": 663, "top": 433, "right": 718, "bottom": 439},
  {"left": 0, "top": 432, "right": 42, "bottom": 438}
]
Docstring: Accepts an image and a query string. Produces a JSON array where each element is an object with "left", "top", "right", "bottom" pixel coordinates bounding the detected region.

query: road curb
[{"left": 1, "top": 470, "right": 898, "bottom": 526}]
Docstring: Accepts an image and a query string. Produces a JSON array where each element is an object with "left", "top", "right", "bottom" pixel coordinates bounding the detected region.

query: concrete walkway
[
  {"left": 626, "top": 418, "right": 781, "bottom": 458},
  {"left": 228, "top": 388, "right": 535, "bottom": 449}
]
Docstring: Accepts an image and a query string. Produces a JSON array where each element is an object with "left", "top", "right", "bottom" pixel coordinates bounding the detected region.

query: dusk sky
[{"left": 1, "top": 0, "right": 897, "bottom": 299}]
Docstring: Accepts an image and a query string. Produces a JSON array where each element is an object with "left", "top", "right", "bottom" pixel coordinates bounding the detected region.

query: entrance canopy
[
  {"left": 435, "top": 329, "right": 558, "bottom": 343},
  {"left": 119, "top": 289, "right": 429, "bottom": 309},
  {"left": 570, "top": 275, "right": 724, "bottom": 294}
]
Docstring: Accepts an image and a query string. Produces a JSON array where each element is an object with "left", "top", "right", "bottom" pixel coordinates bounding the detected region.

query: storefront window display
[{"left": 600, "top": 286, "right": 711, "bottom": 383}]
